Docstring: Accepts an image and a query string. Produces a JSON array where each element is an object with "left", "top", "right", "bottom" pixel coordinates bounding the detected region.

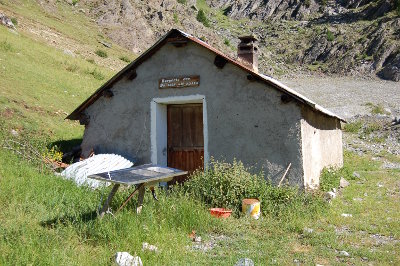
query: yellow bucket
[{"left": 242, "top": 198, "right": 260, "bottom": 219}]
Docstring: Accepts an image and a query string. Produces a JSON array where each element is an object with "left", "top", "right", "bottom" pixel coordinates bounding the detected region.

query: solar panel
[{"left": 88, "top": 164, "right": 188, "bottom": 185}]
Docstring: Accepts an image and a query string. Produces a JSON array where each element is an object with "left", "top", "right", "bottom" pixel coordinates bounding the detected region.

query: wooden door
[{"left": 167, "top": 104, "right": 204, "bottom": 183}]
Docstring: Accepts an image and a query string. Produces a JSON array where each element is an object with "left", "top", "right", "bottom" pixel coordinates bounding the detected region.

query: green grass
[{"left": 344, "top": 121, "right": 363, "bottom": 133}]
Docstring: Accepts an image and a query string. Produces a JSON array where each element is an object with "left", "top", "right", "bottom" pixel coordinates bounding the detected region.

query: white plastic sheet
[{"left": 61, "top": 154, "right": 133, "bottom": 189}]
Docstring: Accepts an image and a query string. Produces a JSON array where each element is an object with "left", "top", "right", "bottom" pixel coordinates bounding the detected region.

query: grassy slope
[{"left": 0, "top": 1, "right": 399, "bottom": 265}]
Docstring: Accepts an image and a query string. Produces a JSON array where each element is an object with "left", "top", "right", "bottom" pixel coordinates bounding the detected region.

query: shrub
[
  {"left": 304, "top": 0, "right": 311, "bottom": 8},
  {"left": 326, "top": 29, "right": 335, "bottom": 41},
  {"left": 86, "top": 58, "right": 95, "bottom": 64},
  {"left": 173, "top": 13, "right": 179, "bottom": 24},
  {"left": 72, "top": 0, "right": 79, "bottom": 5},
  {"left": 177, "top": 0, "right": 187, "bottom": 4},
  {"left": 196, "top": 9, "right": 210, "bottom": 27},
  {"left": 343, "top": 121, "right": 363, "bottom": 133},
  {"left": 85, "top": 68, "right": 105, "bottom": 80},
  {"left": 119, "top": 55, "right": 131, "bottom": 63},
  {"left": 95, "top": 49, "right": 108, "bottom": 58},
  {"left": 320, "top": 165, "right": 355, "bottom": 192},
  {"left": 11, "top": 17, "right": 18, "bottom": 26},
  {"left": 183, "top": 159, "right": 326, "bottom": 217},
  {"left": 397, "top": 0, "right": 400, "bottom": 16},
  {"left": 224, "top": 38, "right": 230, "bottom": 46}
]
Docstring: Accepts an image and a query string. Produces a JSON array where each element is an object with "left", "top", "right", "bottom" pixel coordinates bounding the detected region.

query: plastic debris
[{"left": 61, "top": 154, "right": 133, "bottom": 189}]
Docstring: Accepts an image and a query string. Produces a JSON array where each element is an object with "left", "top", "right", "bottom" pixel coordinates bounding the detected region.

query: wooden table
[{"left": 88, "top": 164, "right": 187, "bottom": 217}]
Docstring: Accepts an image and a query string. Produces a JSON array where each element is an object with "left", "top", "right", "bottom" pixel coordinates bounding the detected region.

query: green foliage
[
  {"left": 363, "top": 121, "right": 383, "bottom": 135},
  {"left": 0, "top": 40, "right": 13, "bottom": 52},
  {"left": 72, "top": 0, "right": 79, "bottom": 5},
  {"left": 86, "top": 58, "right": 95, "bottom": 64},
  {"left": 177, "top": 0, "right": 187, "bottom": 4},
  {"left": 196, "top": 9, "right": 210, "bottom": 27},
  {"left": 304, "top": 0, "right": 311, "bottom": 8},
  {"left": 396, "top": 0, "right": 400, "bottom": 16},
  {"left": 320, "top": 0, "right": 327, "bottom": 6},
  {"left": 119, "top": 55, "right": 131, "bottom": 63},
  {"left": 326, "top": 29, "right": 335, "bottom": 42},
  {"left": 223, "top": 38, "right": 230, "bottom": 46},
  {"left": 173, "top": 13, "right": 179, "bottom": 24},
  {"left": 11, "top": 17, "right": 18, "bottom": 26},
  {"left": 85, "top": 68, "right": 105, "bottom": 80},
  {"left": 343, "top": 121, "right": 363, "bottom": 133},
  {"left": 95, "top": 49, "right": 108, "bottom": 58},
  {"left": 184, "top": 159, "right": 326, "bottom": 217},
  {"left": 43, "top": 145, "right": 63, "bottom": 162}
]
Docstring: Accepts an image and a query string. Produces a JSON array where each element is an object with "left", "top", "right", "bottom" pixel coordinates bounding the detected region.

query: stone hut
[{"left": 67, "top": 29, "right": 344, "bottom": 188}]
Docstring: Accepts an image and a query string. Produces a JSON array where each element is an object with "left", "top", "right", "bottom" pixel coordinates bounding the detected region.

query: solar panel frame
[{"left": 88, "top": 164, "right": 188, "bottom": 185}]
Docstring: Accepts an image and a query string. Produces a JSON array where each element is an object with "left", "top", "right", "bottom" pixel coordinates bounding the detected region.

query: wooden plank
[{"left": 159, "top": 76, "right": 200, "bottom": 89}]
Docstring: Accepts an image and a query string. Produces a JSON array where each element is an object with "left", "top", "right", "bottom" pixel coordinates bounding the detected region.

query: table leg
[
  {"left": 99, "top": 184, "right": 120, "bottom": 218},
  {"left": 136, "top": 185, "right": 145, "bottom": 214}
]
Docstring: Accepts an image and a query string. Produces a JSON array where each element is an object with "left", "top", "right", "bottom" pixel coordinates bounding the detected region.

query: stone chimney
[{"left": 237, "top": 35, "right": 258, "bottom": 72}]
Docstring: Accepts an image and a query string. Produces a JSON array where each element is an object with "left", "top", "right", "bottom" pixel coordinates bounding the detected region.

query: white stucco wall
[
  {"left": 301, "top": 108, "right": 343, "bottom": 189},
  {"left": 80, "top": 41, "right": 309, "bottom": 186}
]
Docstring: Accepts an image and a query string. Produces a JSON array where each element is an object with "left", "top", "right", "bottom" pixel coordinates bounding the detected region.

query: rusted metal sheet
[{"left": 159, "top": 76, "right": 200, "bottom": 89}]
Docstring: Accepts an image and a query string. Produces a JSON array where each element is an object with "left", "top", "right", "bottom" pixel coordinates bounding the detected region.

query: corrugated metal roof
[{"left": 66, "top": 29, "right": 345, "bottom": 122}]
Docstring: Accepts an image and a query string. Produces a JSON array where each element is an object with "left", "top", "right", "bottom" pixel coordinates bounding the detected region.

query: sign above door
[{"left": 159, "top": 76, "right": 200, "bottom": 89}]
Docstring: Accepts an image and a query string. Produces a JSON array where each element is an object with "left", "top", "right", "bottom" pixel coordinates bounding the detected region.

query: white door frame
[{"left": 150, "top": 94, "right": 209, "bottom": 168}]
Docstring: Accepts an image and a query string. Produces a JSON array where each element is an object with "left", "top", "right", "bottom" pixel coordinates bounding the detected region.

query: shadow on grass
[
  {"left": 40, "top": 210, "right": 98, "bottom": 228},
  {"left": 51, "top": 138, "right": 82, "bottom": 153}
]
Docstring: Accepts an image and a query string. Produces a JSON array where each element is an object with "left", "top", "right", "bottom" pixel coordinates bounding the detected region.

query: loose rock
[
  {"left": 339, "top": 250, "right": 350, "bottom": 257},
  {"left": 341, "top": 213, "right": 353, "bottom": 217},
  {"left": 235, "top": 258, "right": 254, "bottom": 266},
  {"left": 115, "top": 252, "right": 142, "bottom": 266},
  {"left": 142, "top": 242, "right": 158, "bottom": 253},
  {"left": 340, "top": 177, "right": 350, "bottom": 188}
]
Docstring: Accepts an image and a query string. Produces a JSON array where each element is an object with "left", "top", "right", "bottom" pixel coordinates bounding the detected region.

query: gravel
[{"left": 282, "top": 76, "right": 400, "bottom": 119}]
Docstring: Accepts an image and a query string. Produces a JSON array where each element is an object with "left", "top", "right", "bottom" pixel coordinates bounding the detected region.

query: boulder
[{"left": 0, "top": 13, "right": 16, "bottom": 29}]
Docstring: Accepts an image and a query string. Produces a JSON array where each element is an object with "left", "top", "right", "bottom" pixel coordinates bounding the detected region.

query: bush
[
  {"left": 86, "top": 58, "right": 95, "bottom": 64},
  {"left": 95, "top": 49, "right": 108, "bottom": 58},
  {"left": 173, "top": 13, "right": 179, "bottom": 24},
  {"left": 183, "top": 159, "right": 325, "bottom": 217},
  {"left": 397, "top": 0, "right": 400, "bottom": 16},
  {"left": 326, "top": 29, "right": 335, "bottom": 41},
  {"left": 224, "top": 38, "right": 230, "bottom": 46},
  {"left": 11, "top": 17, "right": 18, "bottom": 26},
  {"left": 343, "top": 121, "right": 363, "bottom": 133},
  {"left": 177, "top": 0, "right": 187, "bottom": 4},
  {"left": 119, "top": 55, "right": 131, "bottom": 63},
  {"left": 85, "top": 68, "right": 105, "bottom": 80},
  {"left": 196, "top": 9, "right": 210, "bottom": 27}
]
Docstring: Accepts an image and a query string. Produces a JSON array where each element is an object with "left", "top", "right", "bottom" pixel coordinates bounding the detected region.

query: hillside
[
  {"left": 62, "top": 0, "right": 400, "bottom": 81},
  {"left": 2, "top": 0, "right": 398, "bottom": 81}
]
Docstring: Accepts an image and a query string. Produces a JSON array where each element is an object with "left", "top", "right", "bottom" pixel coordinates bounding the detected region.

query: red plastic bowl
[{"left": 209, "top": 208, "right": 232, "bottom": 218}]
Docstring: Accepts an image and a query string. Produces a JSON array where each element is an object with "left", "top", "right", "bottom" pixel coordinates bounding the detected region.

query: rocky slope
[{"left": 39, "top": 0, "right": 400, "bottom": 81}]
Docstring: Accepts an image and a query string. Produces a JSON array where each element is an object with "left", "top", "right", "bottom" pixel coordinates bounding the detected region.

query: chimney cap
[{"left": 238, "top": 35, "right": 258, "bottom": 42}]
